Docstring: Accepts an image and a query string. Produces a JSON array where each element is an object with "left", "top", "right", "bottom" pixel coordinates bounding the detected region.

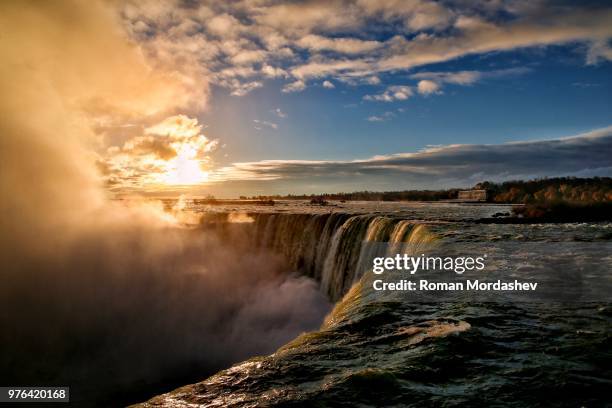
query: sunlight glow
[
  {"left": 162, "top": 150, "right": 210, "bottom": 185},
  {"left": 105, "top": 115, "right": 216, "bottom": 189}
]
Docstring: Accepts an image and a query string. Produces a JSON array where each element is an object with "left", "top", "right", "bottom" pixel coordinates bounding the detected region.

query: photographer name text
[{"left": 373, "top": 279, "right": 537, "bottom": 291}]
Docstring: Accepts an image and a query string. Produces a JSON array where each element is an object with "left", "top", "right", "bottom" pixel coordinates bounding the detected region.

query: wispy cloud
[
  {"left": 253, "top": 119, "right": 278, "bottom": 130},
  {"left": 411, "top": 70, "right": 482, "bottom": 85},
  {"left": 367, "top": 111, "right": 395, "bottom": 122},
  {"left": 230, "top": 81, "right": 263, "bottom": 96},
  {"left": 273, "top": 108, "right": 287, "bottom": 118},
  {"left": 587, "top": 39, "right": 612, "bottom": 64},
  {"left": 411, "top": 67, "right": 530, "bottom": 94}
]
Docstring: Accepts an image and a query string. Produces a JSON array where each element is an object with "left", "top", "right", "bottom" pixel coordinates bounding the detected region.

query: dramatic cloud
[
  {"left": 115, "top": 1, "right": 612, "bottom": 95},
  {"left": 210, "top": 126, "right": 612, "bottom": 192},
  {"left": 6, "top": 0, "right": 607, "bottom": 198},
  {"left": 104, "top": 115, "right": 218, "bottom": 189}
]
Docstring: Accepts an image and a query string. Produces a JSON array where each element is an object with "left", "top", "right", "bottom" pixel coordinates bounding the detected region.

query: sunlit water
[{"left": 137, "top": 201, "right": 612, "bottom": 407}]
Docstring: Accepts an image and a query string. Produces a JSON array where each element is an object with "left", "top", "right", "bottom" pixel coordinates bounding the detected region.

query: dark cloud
[
  {"left": 210, "top": 126, "right": 612, "bottom": 193},
  {"left": 124, "top": 136, "right": 177, "bottom": 160}
]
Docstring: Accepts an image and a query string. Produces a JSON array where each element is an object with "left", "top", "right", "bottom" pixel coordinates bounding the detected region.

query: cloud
[
  {"left": 273, "top": 108, "right": 287, "bottom": 118},
  {"left": 0, "top": 0, "right": 214, "bottom": 223},
  {"left": 411, "top": 70, "right": 482, "bottom": 85},
  {"left": 587, "top": 39, "right": 612, "bottom": 64},
  {"left": 297, "top": 34, "right": 382, "bottom": 54},
  {"left": 231, "top": 49, "right": 267, "bottom": 66},
  {"left": 145, "top": 115, "right": 202, "bottom": 138},
  {"left": 322, "top": 80, "right": 335, "bottom": 89},
  {"left": 207, "top": 13, "right": 242, "bottom": 38},
  {"left": 12, "top": 0, "right": 603, "bottom": 199},
  {"left": 104, "top": 115, "right": 218, "bottom": 189},
  {"left": 230, "top": 81, "right": 263, "bottom": 96},
  {"left": 572, "top": 82, "right": 601, "bottom": 88},
  {"left": 253, "top": 1, "right": 362, "bottom": 35},
  {"left": 289, "top": 58, "right": 373, "bottom": 81},
  {"left": 253, "top": 119, "right": 278, "bottom": 130},
  {"left": 210, "top": 126, "right": 612, "bottom": 190},
  {"left": 373, "top": 10, "right": 612, "bottom": 74},
  {"left": 119, "top": 135, "right": 177, "bottom": 160},
  {"left": 367, "top": 111, "right": 395, "bottom": 122},
  {"left": 364, "top": 85, "right": 412, "bottom": 102},
  {"left": 282, "top": 79, "right": 306, "bottom": 93},
  {"left": 261, "top": 65, "right": 288, "bottom": 78},
  {"left": 115, "top": 1, "right": 612, "bottom": 96},
  {"left": 357, "top": 0, "right": 454, "bottom": 32},
  {"left": 411, "top": 67, "right": 530, "bottom": 95},
  {"left": 417, "top": 79, "right": 441, "bottom": 95}
]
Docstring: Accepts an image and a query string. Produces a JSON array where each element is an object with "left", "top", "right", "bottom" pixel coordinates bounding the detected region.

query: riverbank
[{"left": 477, "top": 202, "right": 612, "bottom": 223}]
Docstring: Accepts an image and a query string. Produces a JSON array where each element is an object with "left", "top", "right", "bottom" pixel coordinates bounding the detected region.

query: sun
[
  {"left": 104, "top": 115, "right": 217, "bottom": 189},
  {"left": 161, "top": 145, "right": 209, "bottom": 185}
]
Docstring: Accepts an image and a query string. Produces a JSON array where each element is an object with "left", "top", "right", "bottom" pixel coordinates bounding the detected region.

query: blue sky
[
  {"left": 95, "top": 1, "right": 612, "bottom": 196},
  {"left": 202, "top": 47, "right": 612, "bottom": 164}
]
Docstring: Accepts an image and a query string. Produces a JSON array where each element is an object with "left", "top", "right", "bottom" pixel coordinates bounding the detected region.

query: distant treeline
[
  {"left": 242, "top": 189, "right": 460, "bottom": 202},
  {"left": 476, "top": 177, "right": 612, "bottom": 204},
  {"left": 243, "top": 177, "right": 612, "bottom": 204},
  {"left": 510, "top": 201, "right": 612, "bottom": 221}
]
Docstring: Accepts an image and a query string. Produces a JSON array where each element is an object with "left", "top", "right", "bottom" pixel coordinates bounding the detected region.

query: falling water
[{"left": 248, "top": 213, "right": 434, "bottom": 301}]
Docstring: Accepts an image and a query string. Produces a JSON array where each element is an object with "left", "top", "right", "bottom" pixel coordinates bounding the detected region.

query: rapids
[{"left": 136, "top": 201, "right": 612, "bottom": 407}]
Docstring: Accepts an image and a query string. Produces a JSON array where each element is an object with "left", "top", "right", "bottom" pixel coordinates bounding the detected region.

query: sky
[{"left": 25, "top": 0, "right": 612, "bottom": 197}]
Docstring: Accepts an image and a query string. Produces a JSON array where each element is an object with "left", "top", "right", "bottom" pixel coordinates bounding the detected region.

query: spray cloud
[{"left": 0, "top": 1, "right": 329, "bottom": 404}]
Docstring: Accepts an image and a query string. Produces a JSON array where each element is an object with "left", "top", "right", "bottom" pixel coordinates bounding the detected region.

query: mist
[{"left": 0, "top": 1, "right": 329, "bottom": 404}]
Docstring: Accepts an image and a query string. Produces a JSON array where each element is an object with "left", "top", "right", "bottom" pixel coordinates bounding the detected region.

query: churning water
[{"left": 135, "top": 201, "right": 612, "bottom": 407}]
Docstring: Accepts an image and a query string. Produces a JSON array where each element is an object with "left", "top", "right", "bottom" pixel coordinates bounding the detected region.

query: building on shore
[{"left": 457, "top": 189, "right": 488, "bottom": 202}]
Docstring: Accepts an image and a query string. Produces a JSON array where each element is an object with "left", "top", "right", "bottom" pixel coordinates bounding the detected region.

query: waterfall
[
  {"left": 252, "top": 213, "right": 350, "bottom": 279},
  {"left": 239, "top": 212, "right": 434, "bottom": 301},
  {"left": 320, "top": 215, "right": 372, "bottom": 301}
]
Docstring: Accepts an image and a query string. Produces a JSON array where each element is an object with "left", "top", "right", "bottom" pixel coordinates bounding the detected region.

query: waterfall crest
[{"left": 248, "top": 213, "right": 435, "bottom": 302}]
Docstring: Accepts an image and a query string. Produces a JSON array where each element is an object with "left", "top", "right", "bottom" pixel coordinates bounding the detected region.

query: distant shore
[
  {"left": 144, "top": 176, "right": 612, "bottom": 224},
  {"left": 478, "top": 202, "right": 612, "bottom": 223}
]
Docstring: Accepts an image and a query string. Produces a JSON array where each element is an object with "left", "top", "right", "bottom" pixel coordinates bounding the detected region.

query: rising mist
[{"left": 0, "top": 1, "right": 329, "bottom": 404}]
